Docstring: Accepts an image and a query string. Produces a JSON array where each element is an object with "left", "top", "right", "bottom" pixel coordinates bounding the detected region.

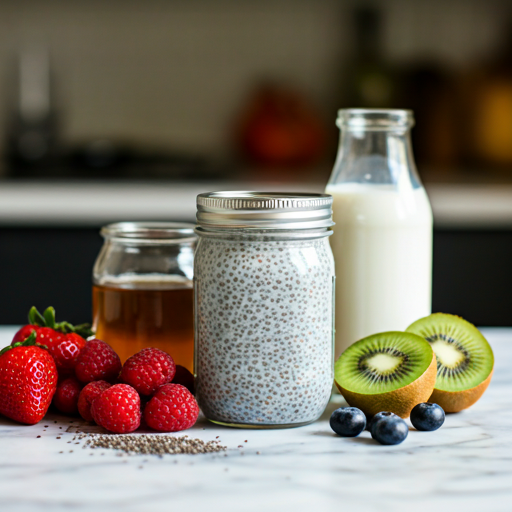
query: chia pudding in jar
[{"left": 194, "top": 192, "right": 335, "bottom": 428}]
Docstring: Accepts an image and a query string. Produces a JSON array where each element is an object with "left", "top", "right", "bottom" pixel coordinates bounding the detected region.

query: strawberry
[
  {"left": 12, "top": 324, "right": 39, "bottom": 343},
  {"left": 75, "top": 339, "right": 122, "bottom": 384},
  {"left": 144, "top": 383, "right": 199, "bottom": 432},
  {"left": 77, "top": 380, "right": 111, "bottom": 422},
  {"left": 50, "top": 332, "right": 87, "bottom": 372},
  {"left": 53, "top": 377, "right": 83, "bottom": 415},
  {"left": 12, "top": 307, "right": 92, "bottom": 372},
  {"left": 91, "top": 384, "right": 141, "bottom": 433},
  {"left": 120, "top": 348, "right": 176, "bottom": 396},
  {"left": 37, "top": 328, "right": 87, "bottom": 372},
  {"left": 0, "top": 333, "right": 57, "bottom": 425},
  {"left": 172, "top": 365, "right": 195, "bottom": 395}
]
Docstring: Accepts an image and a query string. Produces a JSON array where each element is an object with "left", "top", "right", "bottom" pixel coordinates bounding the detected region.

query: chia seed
[
  {"left": 195, "top": 237, "right": 334, "bottom": 427},
  {"left": 76, "top": 433, "right": 227, "bottom": 455}
]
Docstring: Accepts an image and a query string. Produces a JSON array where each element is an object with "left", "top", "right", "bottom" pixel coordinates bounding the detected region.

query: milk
[{"left": 326, "top": 183, "right": 433, "bottom": 358}]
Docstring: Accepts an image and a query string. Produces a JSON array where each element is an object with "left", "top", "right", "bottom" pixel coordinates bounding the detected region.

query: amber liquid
[{"left": 92, "top": 277, "right": 194, "bottom": 370}]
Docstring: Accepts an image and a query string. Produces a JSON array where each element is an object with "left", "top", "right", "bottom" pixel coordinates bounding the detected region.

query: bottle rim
[
  {"left": 336, "top": 109, "right": 414, "bottom": 130},
  {"left": 100, "top": 222, "right": 197, "bottom": 244}
]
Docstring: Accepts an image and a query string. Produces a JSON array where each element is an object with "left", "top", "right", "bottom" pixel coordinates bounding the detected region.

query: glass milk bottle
[{"left": 326, "top": 109, "right": 433, "bottom": 358}]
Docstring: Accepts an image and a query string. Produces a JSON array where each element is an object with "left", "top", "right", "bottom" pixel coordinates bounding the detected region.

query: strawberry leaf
[
  {"left": 26, "top": 305, "right": 95, "bottom": 339},
  {"left": 72, "top": 323, "right": 95, "bottom": 338},
  {"left": 28, "top": 306, "right": 46, "bottom": 327},
  {"left": 20, "top": 331, "right": 38, "bottom": 346},
  {"left": 55, "top": 321, "right": 94, "bottom": 339},
  {"left": 43, "top": 307, "right": 56, "bottom": 329}
]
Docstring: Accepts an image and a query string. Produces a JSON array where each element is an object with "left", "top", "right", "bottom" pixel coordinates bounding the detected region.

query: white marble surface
[{"left": 0, "top": 326, "right": 511, "bottom": 512}]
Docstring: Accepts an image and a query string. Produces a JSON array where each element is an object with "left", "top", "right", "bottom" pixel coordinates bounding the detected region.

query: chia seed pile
[
  {"left": 77, "top": 433, "right": 226, "bottom": 455},
  {"left": 195, "top": 238, "right": 334, "bottom": 426}
]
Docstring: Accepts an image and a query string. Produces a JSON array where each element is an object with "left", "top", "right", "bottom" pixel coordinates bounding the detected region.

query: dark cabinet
[{"left": 0, "top": 227, "right": 510, "bottom": 326}]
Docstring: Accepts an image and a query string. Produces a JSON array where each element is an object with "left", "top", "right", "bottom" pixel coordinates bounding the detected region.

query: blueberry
[
  {"left": 410, "top": 402, "right": 445, "bottom": 431},
  {"left": 371, "top": 414, "right": 408, "bottom": 445},
  {"left": 330, "top": 407, "right": 366, "bottom": 437},
  {"left": 367, "top": 411, "right": 399, "bottom": 432}
]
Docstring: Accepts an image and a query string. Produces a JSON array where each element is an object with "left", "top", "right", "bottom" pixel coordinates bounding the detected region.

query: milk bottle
[{"left": 326, "top": 109, "right": 433, "bottom": 358}]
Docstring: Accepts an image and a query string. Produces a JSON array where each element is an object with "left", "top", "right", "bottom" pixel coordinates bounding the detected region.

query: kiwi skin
[
  {"left": 429, "top": 370, "right": 493, "bottom": 413},
  {"left": 335, "top": 352, "right": 437, "bottom": 419}
]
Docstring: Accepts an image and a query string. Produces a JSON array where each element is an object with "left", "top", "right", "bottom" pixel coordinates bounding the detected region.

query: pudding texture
[{"left": 195, "top": 237, "right": 334, "bottom": 426}]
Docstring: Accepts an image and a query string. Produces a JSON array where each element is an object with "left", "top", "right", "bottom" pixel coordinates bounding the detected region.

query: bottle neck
[{"left": 328, "top": 127, "right": 422, "bottom": 190}]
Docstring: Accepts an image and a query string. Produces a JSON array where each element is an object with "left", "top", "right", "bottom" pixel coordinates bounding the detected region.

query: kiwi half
[
  {"left": 334, "top": 332, "right": 437, "bottom": 418},
  {"left": 406, "top": 313, "right": 494, "bottom": 413}
]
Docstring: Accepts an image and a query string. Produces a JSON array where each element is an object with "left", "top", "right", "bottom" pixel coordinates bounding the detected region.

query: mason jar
[
  {"left": 194, "top": 192, "right": 335, "bottom": 428},
  {"left": 92, "top": 222, "right": 196, "bottom": 368}
]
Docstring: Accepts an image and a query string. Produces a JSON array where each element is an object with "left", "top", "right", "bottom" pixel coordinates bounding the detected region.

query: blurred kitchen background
[{"left": 0, "top": 0, "right": 511, "bottom": 326}]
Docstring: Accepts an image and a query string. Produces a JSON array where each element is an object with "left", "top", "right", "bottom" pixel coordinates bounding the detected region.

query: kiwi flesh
[
  {"left": 334, "top": 332, "right": 437, "bottom": 418},
  {"left": 406, "top": 313, "right": 494, "bottom": 413}
]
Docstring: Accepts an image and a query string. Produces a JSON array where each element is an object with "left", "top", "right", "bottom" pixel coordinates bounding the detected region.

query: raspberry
[
  {"left": 53, "top": 377, "right": 83, "bottom": 415},
  {"left": 144, "top": 383, "right": 199, "bottom": 432},
  {"left": 172, "top": 365, "right": 195, "bottom": 394},
  {"left": 120, "top": 348, "right": 176, "bottom": 396},
  {"left": 91, "top": 384, "right": 141, "bottom": 434},
  {"left": 77, "top": 380, "right": 112, "bottom": 422},
  {"left": 75, "top": 339, "right": 122, "bottom": 384}
]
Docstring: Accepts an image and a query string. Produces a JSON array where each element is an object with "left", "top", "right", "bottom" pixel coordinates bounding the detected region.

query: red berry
[
  {"left": 91, "top": 384, "right": 141, "bottom": 433},
  {"left": 25, "top": 327, "right": 85, "bottom": 373},
  {"left": 75, "top": 339, "right": 122, "bottom": 384},
  {"left": 172, "top": 365, "right": 195, "bottom": 394},
  {"left": 144, "top": 383, "right": 199, "bottom": 432},
  {"left": 12, "top": 325, "right": 39, "bottom": 343},
  {"left": 12, "top": 310, "right": 88, "bottom": 372},
  {"left": 40, "top": 330, "right": 86, "bottom": 372},
  {"left": 53, "top": 333, "right": 87, "bottom": 370},
  {"left": 36, "top": 326, "right": 64, "bottom": 346},
  {"left": 53, "top": 377, "right": 82, "bottom": 415},
  {"left": 77, "top": 380, "right": 111, "bottom": 422},
  {"left": 120, "top": 348, "right": 176, "bottom": 396},
  {"left": 0, "top": 342, "right": 57, "bottom": 424}
]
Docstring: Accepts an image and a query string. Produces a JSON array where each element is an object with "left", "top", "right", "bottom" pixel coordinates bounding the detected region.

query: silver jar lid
[{"left": 196, "top": 191, "right": 334, "bottom": 230}]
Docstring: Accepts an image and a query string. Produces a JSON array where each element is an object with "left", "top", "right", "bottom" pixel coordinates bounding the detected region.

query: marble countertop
[
  {"left": 0, "top": 326, "right": 511, "bottom": 512},
  {"left": 0, "top": 180, "right": 512, "bottom": 228}
]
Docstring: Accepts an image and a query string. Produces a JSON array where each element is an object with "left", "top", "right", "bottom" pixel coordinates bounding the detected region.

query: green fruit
[
  {"left": 334, "top": 332, "right": 437, "bottom": 418},
  {"left": 406, "top": 313, "right": 494, "bottom": 413}
]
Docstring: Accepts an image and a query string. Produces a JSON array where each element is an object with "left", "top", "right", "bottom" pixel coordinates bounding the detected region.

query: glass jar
[
  {"left": 325, "top": 109, "right": 433, "bottom": 358},
  {"left": 194, "top": 192, "right": 335, "bottom": 428},
  {"left": 92, "top": 222, "right": 196, "bottom": 369}
]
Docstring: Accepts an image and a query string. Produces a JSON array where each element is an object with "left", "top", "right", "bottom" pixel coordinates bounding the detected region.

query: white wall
[{"left": 0, "top": 0, "right": 509, "bottom": 159}]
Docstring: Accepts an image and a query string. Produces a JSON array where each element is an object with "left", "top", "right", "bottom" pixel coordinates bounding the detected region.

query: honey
[{"left": 92, "top": 276, "right": 194, "bottom": 370}]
